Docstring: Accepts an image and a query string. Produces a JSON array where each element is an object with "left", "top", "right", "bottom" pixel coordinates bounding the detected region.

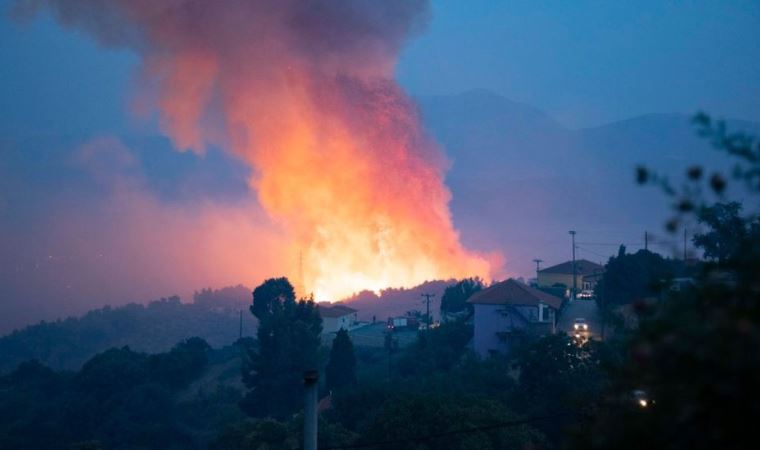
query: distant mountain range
[
  {"left": 417, "top": 89, "right": 760, "bottom": 276},
  {"left": 2, "top": 88, "right": 759, "bottom": 335}
]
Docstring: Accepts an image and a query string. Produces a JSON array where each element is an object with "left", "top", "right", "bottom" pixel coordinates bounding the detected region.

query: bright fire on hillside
[{"left": 35, "top": 1, "right": 496, "bottom": 299}]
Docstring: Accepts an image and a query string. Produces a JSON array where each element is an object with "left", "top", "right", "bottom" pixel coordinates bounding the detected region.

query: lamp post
[
  {"left": 303, "top": 370, "right": 318, "bottom": 450},
  {"left": 569, "top": 230, "right": 577, "bottom": 300}
]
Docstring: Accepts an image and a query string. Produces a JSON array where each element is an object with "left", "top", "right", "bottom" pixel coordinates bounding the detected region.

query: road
[{"left": 558, "top": 298, "right": 603, "bottom": 340}]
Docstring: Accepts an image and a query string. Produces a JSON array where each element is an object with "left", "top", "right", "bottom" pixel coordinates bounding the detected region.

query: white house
[
  {"left": 319, "top": 304, "right": 358, "bottom": 334},
  {"left": 468, "top": 279, "right": 563, "bottom": 358}
]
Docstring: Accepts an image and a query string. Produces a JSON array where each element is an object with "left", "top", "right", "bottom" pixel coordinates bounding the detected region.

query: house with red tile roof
[{"left": 468, "top": 278, "right": 563, "bottom": 358}]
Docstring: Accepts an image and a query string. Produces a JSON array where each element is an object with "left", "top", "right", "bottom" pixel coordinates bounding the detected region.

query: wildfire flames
[{"left": 25, "top": 0, "right": 494, "bottom": 300}]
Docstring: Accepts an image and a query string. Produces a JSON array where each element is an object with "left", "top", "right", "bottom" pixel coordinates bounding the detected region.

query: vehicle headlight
[
  {"left": 573, "top": 324, "right": 579, "bottom": 330},
  {"left": 583, "top": 324, "right": 588, "bottom": 330}
]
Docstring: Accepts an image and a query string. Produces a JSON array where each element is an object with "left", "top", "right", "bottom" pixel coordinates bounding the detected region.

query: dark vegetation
[
  {"left": 0, "top": 338, "right": 246, "bottom": 450},
  {"left": 240, "top": 278, "right": 322, "bottom": 419},
  {"left": 1, "top": 115, "right": 758, "bottom": 449},
  {"left": 325, "top": 329, "right": 357, "bottom": 392},
  {"left": 0, "top": 286, "right": 255, "bottom": 373},
  {"left": 595, "top": 247, "right": 686, "bottom": 307},
  {"left": 579, "top": 115, "right": 760, "bottom": 449},
  {"left": 439, "top": 277, "right": 483, "bottom": 316}
]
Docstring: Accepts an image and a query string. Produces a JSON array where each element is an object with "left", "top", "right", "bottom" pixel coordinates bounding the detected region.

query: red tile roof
[
  {"left": 539, "top": 259, "right": 604, "bottom": 276},
  {"left": 467, "top": 279, "right": 563, "bottom": 310}
]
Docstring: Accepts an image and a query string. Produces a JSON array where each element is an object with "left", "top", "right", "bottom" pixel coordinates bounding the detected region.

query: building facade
[
  {"left": 468, "top": 279, "right": 562, "bottom": 358},
  {"left": 319, "top": 304, "right": 359, "bottom": 335},
  {"left": 537, "top": 259, "right": 605, "bottom": 293}
]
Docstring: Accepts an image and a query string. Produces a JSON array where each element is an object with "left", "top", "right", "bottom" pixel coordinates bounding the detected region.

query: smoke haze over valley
[
  {"left": 1, "top": 1, "right": 759, "bottom": 333},
  {"left": 3, "top": 86, "right": 758, "bottom": 333}
]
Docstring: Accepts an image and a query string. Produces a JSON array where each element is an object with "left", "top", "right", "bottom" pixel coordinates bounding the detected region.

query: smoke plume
[{"left": 21, "top": 0, "right": 493, "bottom": 300}]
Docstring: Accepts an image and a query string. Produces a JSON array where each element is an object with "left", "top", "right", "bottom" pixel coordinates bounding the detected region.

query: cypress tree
[{"left": 325, "top": 328, "right": 357, "bottom": 392}]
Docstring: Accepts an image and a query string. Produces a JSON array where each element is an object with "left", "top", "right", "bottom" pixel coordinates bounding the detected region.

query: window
[{"left": 539, "top": 303, "right": 549, "bottom": 322}]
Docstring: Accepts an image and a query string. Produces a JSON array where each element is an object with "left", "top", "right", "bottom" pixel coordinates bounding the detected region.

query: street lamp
[{"left": 569, "top": 230, "right": 577, "bottom": 300}]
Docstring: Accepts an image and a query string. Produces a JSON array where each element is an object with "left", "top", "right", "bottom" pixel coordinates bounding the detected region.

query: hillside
[
  {"left": 342, "top": 279, "right": 454, "bottom": 323},
  {"left": 0, "top": 339, "right": 248, "bottom": 450},
  {"left": 0, "top": 286, "right": 256, "bottom": 373},
  {"left": 0, "top": 281, "right": 468, "bottom": 374}
]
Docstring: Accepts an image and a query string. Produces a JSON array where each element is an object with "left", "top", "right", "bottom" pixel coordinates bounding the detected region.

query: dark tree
[
  {"left": 578, "top": 116, "right": 760, "bottom": 450},
  {"left": 362, "top": 394, "right": 547, "bottom": 450},
  {"left": 148, "top": 337, "right": 211, "bottom": 388},
  {"left": 516, "top": 334, "right": 608, "bottom": 410},
  {"left": 595, "top": 249, "right": 680, "bottom": 307},
  {"left": 0, "top": 334, "right": 249, "bottom": 450},
  {"left": 693, "top": 201, "right": 760, "bottom": 263},
  {"left": 241, "top": 277, "right": 322, "bottom": 418},
  {"left": 210, "top": 419, "right": 297, "bottom": 450},
  {"left": 325, "top": 329, "right": 357, "bottom": 392},
  {"left": 250, "top": 277, "right": 296, "bottom": 320},
  {"left": 396, "top": 320, "right": 472, "bottom": 377},
  {"left": 440, "top": 278, "right": 483, "bottom": 316}
]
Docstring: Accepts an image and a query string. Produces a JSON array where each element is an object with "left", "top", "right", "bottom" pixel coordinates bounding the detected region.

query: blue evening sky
[
  {"left": 398, "top": 0, "right": 760, "bottom": 127},
  {"left": 2, "top": 1, "right": 759, "bottom": 132}
]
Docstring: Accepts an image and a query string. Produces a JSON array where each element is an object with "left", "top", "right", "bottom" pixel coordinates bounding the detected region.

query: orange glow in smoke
[
  {"left": 224, "top": 71, "right": 492, "bottom": 300},
  {"left": 35, "top": 1, "right": 495, "bottom": 300}
]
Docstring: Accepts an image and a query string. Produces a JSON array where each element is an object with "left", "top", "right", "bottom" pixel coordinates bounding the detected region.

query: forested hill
[
  {"left": 0, "top": 286, "right": 257, "bottom": 373},
  {"left": 0, "top": 339, "right": 249, "bottom": 450}
]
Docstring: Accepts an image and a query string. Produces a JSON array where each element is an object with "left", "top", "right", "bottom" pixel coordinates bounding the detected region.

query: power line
[
  {"left": 577, "top": 241, "right": 682, "bottom": 248},
  {"left": 575, "top": 245, "right": 610, "bottom": 259},
  {"left": 576, "top": 242, "right": 643, "bottom": 247},
  {"left": 319, "top": 414, "right": 567, "bottom": 450}
]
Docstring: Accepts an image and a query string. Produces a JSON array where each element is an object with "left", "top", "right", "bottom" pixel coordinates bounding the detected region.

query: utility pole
[
  {"left": 569, "top": 230, "right": 577, "bottom": 300},
  {"left": 644, "top": 231, "right": 649, "bottom": 251},
  {"left": 239, "top": 310, "right": 243, "bottom": 340},
  {"left": 421, "top": 293, "right": 435, "bottom": 330},
  {"left": 533, "top": 258, "right": 543, "bottom": 285}
]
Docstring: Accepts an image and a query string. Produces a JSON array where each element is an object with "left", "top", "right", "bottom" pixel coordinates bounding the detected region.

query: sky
[
  {"left": 398, "top": 0, "right": 760, "bottom": 127},
  {"left": 1, "top": 1, "right": 759, "bottom": 332},
  {"left": 2, "top": 1, "right": 760, "bottom": 133}
]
